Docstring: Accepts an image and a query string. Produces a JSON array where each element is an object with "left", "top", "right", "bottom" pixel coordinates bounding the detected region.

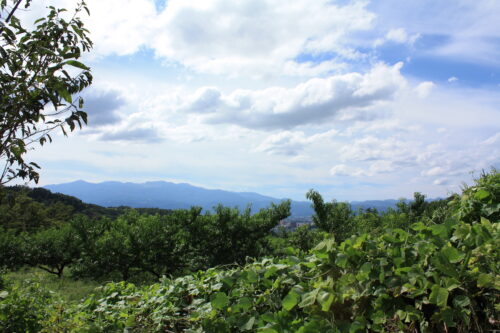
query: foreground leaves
[
  {"left": 21, "top": 215, "right": 495, "bottom": 333},
  {"left": 1, "top": 170, "right": 498, "bottom": 332}
]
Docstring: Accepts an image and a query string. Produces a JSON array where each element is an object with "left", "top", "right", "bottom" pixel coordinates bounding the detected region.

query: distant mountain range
[{"left": 44, "top": 180, "right": 402, "bottom": 217}]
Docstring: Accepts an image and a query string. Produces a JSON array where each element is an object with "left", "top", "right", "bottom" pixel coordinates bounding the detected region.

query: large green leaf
[
  {"left": 441, "top": 246, "right": 465, "bottom": 264},
  {"left": 211, "top": 292, "right": 229, "bottom": 310},
  {"left": 452, "top": 295, "right": 470, "bottom": 308},
  {"left": 317, "top": 290, "right": 334, "bottom": 311},
  {"left": 474, "top": 189, "right": 491, "bottom": 200},
  {"left": 477, "top": 273, "right": 494, "bottom": 288},
  {"left": 240, "top": 316, "right": 255, "bottom": 331},
  {"left": 429, "top": 285, "right": 449, "bottom": 308},
  {"left": 282, "top": 290, "right": 300, "bottom": 311},
  {"left": 259, "top": 329, "right": 278, "bottom": 333},
  {"left": 57, "top": 85, "right": 72, "bottom": 103},
  {"left": 64, "top": 60, "right": 90, "bottom": 70},
  {"left": 236, "top": 297, "right": 252, "bottom": 311},
  {"left": 299, "top": 289, "right": 318, "bottom": 308}
]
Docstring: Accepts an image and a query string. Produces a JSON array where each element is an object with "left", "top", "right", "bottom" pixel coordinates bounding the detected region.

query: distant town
[{"left": 279, "top": 216, "right": 313, "bottom": 230}]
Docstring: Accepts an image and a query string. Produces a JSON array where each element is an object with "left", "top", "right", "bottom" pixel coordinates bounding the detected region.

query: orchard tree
[
  {"left": 0, "top": 0, "right": 93, "bottom": 184},
  {"left": 306, "top": 189, "right": 354, "bottom": 241},
  {"left": 30, "top": 224, "right": 80, "bottom": 277}
]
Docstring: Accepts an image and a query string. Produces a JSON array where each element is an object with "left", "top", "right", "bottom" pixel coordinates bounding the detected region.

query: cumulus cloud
[
  {"left": 180, "top": 88, "right": 222, "bottom": 114},
  {"left": 340, "top": 135, "right": 417, "bottom": 164},
  {"left": 8, "top": 0, "right": 375, "bottom": 76},
  {"left": 15, "top": 0, "right": 158, "bottom": 57},
  {"left": 375, "top": 28, "right": 420, "bottom": 46},
  {"left": 433, "top": 178, "right": 450, "bottom": 186},
  {"left": 372, "top": 0, "right": 500, "bottom": 66},
  {"left": 482, "top": 132, "right": 500, "bottom": 145},
  {"left": 254, "top": 131, "right": 309, "bottom": 156},
  {"left": 368, "top": 160, "right": 396, "bottom": 174},
  {"left": 421, "top": 166, "right": 447, "bottom": 177},
  {"left": 254, "top": 129, "right": 337, "bottom": 156},
  {"left": 180, "top": 62, "right": 405, "bottom": 130},
  {"left": 150, "top": 0, "right": 374, "bottom": 76},
  {"left": 331, "top": 160, "right": 406, "bottom": 178},
  {"left": 30, "top": 0, "right": 373, "bottom": 76},
  {"left": 99, "top": 127, "right": 163, "bottom": 143},
  {"left": 414, "top": 81, "right": 435, "bottom": 98},
  {"left": 387, "top": 28, "right": 418, "bottom": 44},
  {"left": 82, "top": 90, "right": 125, "bottom": 127},
  {"left": 330, "top": 164, "right": 368, "bottom": 177}
]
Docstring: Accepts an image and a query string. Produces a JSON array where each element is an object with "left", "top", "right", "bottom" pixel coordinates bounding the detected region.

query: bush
[
  {"left": 453, "top": 168, "right": 500, "bottom": 223},
  {"left": 0, "top": 281, "right": 55, "bottom": 332}
]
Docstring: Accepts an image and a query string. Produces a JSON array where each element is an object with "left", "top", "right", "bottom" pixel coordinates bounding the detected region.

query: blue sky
[{"left": 18, "top": 0, "right": 500, "bottom": 201}]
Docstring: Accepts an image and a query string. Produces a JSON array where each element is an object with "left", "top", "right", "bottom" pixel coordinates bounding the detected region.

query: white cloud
[
  {"left": 82, "top": 90, "right": 126, "bottom": 127},
  {"left": 254, "top": 131, "right": 309, "bottom": 156},
  {"left": 482, "top": 132, "right": 500, "bottom": 145},
  {"left": 414, "top": 81, "right": 435, "bottom": 98},
  {"left": 99, "top": 126, "right": 162, "bottom": 143},
  {"left": 85, "top": 0, "right": 157, "bottom": 56},
  {"left": 433, "top": 178, "right": 450, "bottom": 186},
  {"left": 383, "top": 28, "right": 420, "bottom": 45},
  {"left": 180, "top": 88, "right": 222, "bottom": 114},
  {"left": 386, "top": 28, "right": 408, "bottom": 43},
  {"left": 254, "top": 129, "right": 338, "bottom": 156},
  {"left": 12, "top": 0, "right": 374, "bottom": 76},
  {"left": 340, "top": 135, "right": 417, "bottom": 164},
  {"left": 421, "top": 166, "right": 447, "bottom": 177},
  {"left": 150, "top": 0, "right": 375, "bottom": 76},
  {"left": 369, "top": 160, "right": 396, "bottom": 174},
  {"left": 371, "top": 0, "right": 500, "bottom": 66},
  {"left": 448, "top": 76, "right": 458, "bottom": 83},
  {"left": 373, "top": 27, "right": 420, "bottom": 47},
  {"left": 180, "top": 62, "right": 406, "bottom": 130},
  {"left": 330, "top": 164, "right": 368, "bottom": 177}
]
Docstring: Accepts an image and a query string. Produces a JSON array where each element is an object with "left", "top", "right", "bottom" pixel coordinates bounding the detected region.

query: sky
[{"left": 15, "top": 0, "right": 500, "bottom": 201}]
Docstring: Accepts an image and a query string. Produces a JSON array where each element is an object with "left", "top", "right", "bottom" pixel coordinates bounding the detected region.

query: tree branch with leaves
[{"left": 0, "top": 0, "right": 93, "bottom": 184}]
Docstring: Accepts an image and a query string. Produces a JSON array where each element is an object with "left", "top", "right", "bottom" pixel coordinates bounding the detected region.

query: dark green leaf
[
  {"left": 282, "top": 290, "right": 300, "bottom": 311},
  {"left": 211, "top": 292, "right": 229, "bottom": 310},
  {"left": 474, "top": 189, "right": 490, "bottom": 200},
  {"left": 64, "top": 60, "right": 90, "bottom": 70}
]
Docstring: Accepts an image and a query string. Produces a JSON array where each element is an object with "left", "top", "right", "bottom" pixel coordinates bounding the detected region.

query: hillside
[
  {"left": 44, "top": 180, "right": 402, "bottom": 216},
  {"left": 0, "top": 186, "right": 173, "bottom": 231}
]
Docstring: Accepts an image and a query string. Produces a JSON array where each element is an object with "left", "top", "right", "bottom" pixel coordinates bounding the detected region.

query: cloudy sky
[{"left": 20, "top": 0, "right": 500, "bottom": 201}]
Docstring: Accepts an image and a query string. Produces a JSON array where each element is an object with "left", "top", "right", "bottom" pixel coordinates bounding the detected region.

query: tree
[
  {"left": 0, "top": 227, "right": 28, "bottom": 270},
  {"left": 29, "top": 224, "right": 80, "bottom": 277},
  {"left": 408, "top": 192, "right": 427, "bottom": 222},
  {"left": 288, "top": 225, "right": 323, "bottom": 253},
  {"left": 0, "top": 0, "right": 92, "bottom": 184},
  {"left": 306, "top": 189, "right": 353, "bottom": 241}
]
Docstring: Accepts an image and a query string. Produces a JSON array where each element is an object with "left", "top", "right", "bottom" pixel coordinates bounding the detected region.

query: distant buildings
[{"left": 279, "top": 216, "right": 313, "bottom": 230}]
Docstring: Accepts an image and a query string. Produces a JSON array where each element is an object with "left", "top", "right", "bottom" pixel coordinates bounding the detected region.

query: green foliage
[
  {"left": 43, "top": 212, "right": 499, "bottom": 332},
  {"left": 0, "top": 227, "right": 28, "bottom": 269},
  {"left": 452, "top": 168, "right": 500, "bottom": 223},
  {"left": 276, "top": 225, "right": 325, "bottom": 254},
  {"left": 3, "top": 267, "right": 101, "bottom": 303},
  {"left": 0, "top": 171, "right": 498, "bottom": 332},
  {"left": 0, "top": 185, "right": 173, "bottom": 232},
  {"left": 65, "top": 201, "right": 290, "bottom": 281},
  {"left": 0, "top": 280, "right": 55, "bottom": 332},
  {"left": 0, "top": 0, "right": 92, "bottom": 184},
  {"left": 45, "top": 171, "right": 500, "bottom": 331},
  {"left": 0, "top": 188, "right": 56, "bottom": 231},
  {"left": 306, "top": 189, "right": 354, "bottom": 241},
  {"left": 30, "top": 224, "right": 81, "bottom": 277},
  {"left": 186, "top": 201, "right": 291, "bottom": 269}
]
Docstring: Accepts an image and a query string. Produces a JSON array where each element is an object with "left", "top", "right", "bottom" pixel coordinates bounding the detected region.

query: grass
[{"left": 3, "top": 267, "right": 102, "bottom": 303}]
